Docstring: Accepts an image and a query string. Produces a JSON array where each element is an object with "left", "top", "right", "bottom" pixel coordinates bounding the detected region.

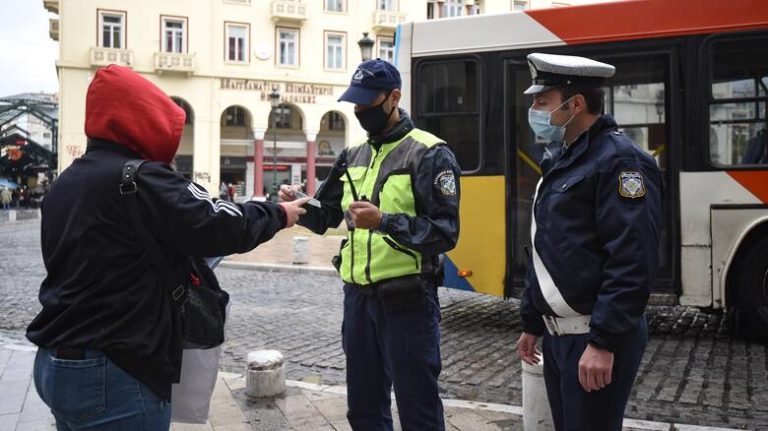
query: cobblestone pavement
[{"left": 2, "top": 219, "right": 767, "bottom": 430}]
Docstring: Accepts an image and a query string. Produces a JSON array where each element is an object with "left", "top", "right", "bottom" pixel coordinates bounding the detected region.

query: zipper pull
[{"left": 370, "top": 147, "right": 380, "bottom": 168}]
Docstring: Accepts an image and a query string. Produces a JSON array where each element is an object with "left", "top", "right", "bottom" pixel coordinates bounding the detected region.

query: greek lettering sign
[{"left": 220, "top": 79, "right": 336, "bottom": 105}]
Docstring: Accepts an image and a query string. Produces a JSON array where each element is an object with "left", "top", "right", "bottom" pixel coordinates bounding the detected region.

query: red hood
[{"left": 85, "top": 65, "right": 185, "bottom": 163}]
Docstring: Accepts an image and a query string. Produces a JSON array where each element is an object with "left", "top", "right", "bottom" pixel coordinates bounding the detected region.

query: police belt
[
  {"left": 542, "top": 314, "right": 591, "bottom": 336},
  {"left": 352, "top": 274, "right": 435, "bottom": 296}
]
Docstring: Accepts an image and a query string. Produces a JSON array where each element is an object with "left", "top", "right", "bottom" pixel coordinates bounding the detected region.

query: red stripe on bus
[
  {"left": 727, "top": 171, "right": 768, "bottom": 204},
  {"left": 526, "top": 0, "right": 768, "bottom": 46}
]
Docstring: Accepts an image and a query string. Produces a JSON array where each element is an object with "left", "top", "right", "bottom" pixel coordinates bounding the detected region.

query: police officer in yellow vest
[{"left": 280, "top": 59, "right": 460, "bottom": 430}]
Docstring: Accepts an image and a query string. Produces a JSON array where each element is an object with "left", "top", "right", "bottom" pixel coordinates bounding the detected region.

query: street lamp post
[
  {"left": 357, "top": 32, "right": 375, "bottom": 62},
  {"left": 269, "top": 87, "right": 280, "bottom": 201}
]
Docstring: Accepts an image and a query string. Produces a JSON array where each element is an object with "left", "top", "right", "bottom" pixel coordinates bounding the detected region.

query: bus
[{"left": 395, "top": 0, "right": 768, "bottom": 339}]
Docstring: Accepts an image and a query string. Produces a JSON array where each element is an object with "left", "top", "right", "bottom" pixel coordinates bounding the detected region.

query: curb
[
  {"left": 217, "top": 375, "right": 743, "bottom": 431},
  {"left": 218, "top": 260, "right": 338, "bottom": 276},
  {"left": 0, "top": 209, "right": 41, "bottom": 223}
]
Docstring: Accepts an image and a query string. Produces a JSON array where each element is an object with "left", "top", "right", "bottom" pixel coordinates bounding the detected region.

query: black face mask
[{"left": 355, "top": 93, "right": 396, "bottom": 137}]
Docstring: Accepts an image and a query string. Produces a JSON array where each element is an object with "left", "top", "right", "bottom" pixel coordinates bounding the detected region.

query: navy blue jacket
[{"left": 520, "top": 115, "right": 662, "bottom": 352}]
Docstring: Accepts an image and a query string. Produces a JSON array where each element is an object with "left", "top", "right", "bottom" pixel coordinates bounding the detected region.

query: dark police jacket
[
  {"left": 520, "top": 115, "right": 662, "bottom": 352},
  {"left": 298, "top": 111, "right": 460, "bottom": 282}
]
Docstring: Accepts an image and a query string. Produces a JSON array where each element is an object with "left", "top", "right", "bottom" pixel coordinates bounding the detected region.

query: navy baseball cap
[{"left": 338, "top": 59, "right": 402, "bottom": 105}]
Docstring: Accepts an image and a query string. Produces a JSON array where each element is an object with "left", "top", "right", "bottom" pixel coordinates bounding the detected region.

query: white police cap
[{"left": 524, "top": 53, "right": 615, "bottom": 95}]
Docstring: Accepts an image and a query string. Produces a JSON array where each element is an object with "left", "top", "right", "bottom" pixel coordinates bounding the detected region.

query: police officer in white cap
[{"left": 515, "top": 53, "right": 663, "bottom": 431}]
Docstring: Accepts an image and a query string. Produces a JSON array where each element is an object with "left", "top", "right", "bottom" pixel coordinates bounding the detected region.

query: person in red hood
[{"left": 26, "top": 65, "right": 308, "bottom": 430}]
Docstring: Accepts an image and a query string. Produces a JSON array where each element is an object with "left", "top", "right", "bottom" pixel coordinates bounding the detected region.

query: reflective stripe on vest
[
  {"left": 531, "top": 178, "right": 580, "bottom": 318},
  {"left": 339, "top": 128, "right": 444, "bottom": 285}
]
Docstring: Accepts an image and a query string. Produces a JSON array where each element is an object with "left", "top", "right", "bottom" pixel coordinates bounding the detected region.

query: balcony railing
[
  {"left": 90, "top": 47, "right": 134, "bottom": 68},
  {"left": 271, "top": 0, "right": 307, "bottom": 24},
  {"left": 154, "top": 52, "right": 196, "bottom": 76},
  {"left": 372, "top": 10, "right": 407, "bottom": 33},
  {"left": 49, "top": 18, "right": 59, "bottom": 41}
]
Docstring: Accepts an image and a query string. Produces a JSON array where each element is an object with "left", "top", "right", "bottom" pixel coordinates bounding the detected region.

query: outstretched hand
[
  {"left": 279, "top": 198, "right": 310, "bottom": 228},
  {"left": 278, "top": 184, "right": 302, "bottom": 203}
]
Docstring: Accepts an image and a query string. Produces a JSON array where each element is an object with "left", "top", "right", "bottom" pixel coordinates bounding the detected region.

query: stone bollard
[
  {"left": 292, "top": 236, "right": 309, "bottom": 264},
  {"left": 245, "top": 350, "right": 286, "bottom": 398},
  {"left": 522, "top": 359, "right": 554, "bottom": 430}
]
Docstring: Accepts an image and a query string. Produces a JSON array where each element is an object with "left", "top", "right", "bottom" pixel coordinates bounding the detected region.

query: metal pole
[{"left": 272, "top": 108, "right": 277, "bottom": 200}]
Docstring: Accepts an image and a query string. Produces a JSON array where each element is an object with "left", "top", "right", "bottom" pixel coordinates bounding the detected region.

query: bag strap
[{"left": 120, "top": 159, "right": 187, "bottom": 305}]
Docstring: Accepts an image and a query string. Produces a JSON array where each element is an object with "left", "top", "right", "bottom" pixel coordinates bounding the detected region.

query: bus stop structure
[{"left": 0, "top": 95, "right": 57, "bottom": 185}]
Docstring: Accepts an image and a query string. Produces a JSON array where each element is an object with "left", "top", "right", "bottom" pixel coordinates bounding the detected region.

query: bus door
[
  {"left": 504, "top": 47, "right": 678, "bottom": 297},
  {"left": 414, "top": 58, "right": 509, "bottom": 297}
]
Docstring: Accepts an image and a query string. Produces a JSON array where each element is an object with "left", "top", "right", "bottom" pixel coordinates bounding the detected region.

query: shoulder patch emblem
[
  {"left": 618, "top": 171, "right": 645, "bottom": 199},
  {"left": 434, "top": 170, "right": 456, "bottom": 197}
]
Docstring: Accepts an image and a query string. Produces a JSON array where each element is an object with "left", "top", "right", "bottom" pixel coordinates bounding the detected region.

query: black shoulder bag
[{"left": 120, "top": 160, "right": 229, "bottom": 349}]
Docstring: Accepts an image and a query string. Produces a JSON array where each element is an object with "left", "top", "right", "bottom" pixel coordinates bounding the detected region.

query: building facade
[{"left": 44, "top": 0, "right": 616, "bottom": 198}]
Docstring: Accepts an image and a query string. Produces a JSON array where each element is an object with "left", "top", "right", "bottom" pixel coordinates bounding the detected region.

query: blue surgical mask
[{"left": 528, "top": 97, "right": 576, "bottom": 143}]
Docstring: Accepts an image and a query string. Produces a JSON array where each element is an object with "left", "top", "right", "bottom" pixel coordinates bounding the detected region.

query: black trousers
[
  {"left": 342, "top": 283, "right": 444, "bottom": 431},
  {"left": 543, "top": 316, "right": 648, "bottom": 431}
]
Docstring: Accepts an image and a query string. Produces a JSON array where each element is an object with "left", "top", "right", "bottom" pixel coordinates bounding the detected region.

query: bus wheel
[{"left": 733, "top": 235, "right": 768, "bottom": 342}]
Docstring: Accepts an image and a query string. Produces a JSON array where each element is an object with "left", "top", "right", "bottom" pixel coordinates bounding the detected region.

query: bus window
[
  {"left": 709, "top": 35, "right": 768, "bottom": 166},
  {"left": 415, "top": 60, "right": 480, "bottom": 172},
  {"left": 602, "top": 56, "right": 667, "bottom": 167},
  {"left": 602, "top": 54, "right": 673, "bottom": 286}
]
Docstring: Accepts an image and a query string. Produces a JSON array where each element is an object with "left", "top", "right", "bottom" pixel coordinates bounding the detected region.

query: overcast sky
[{"left": 0, "top": 0, "right": 59, "bottom": 97}]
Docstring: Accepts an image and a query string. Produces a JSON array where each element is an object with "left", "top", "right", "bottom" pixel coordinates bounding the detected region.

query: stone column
[
  {"left": 252, "top": 127, "right": 266, "bottom": 198},
  {"left": 305, "top": 130, "right": 318, "bottom": 195}
]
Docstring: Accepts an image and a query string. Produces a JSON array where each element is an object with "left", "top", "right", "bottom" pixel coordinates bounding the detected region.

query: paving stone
[
  {"left": 17, "top": 391, "right": 52, "bottom": 425},
  {"left": 207, "top": 379, "right": 249, "bottom": 428},
  {"left": 13, "top": 421, "right": 54, "bottom": 431},
  {"left": 0, "top": 414, "right": 20, "bottom": 431},
  {"left": 171, "top": 422, "right": 213, "bottom": 430},
  {"left": 446, "top": 408, "right": 505, "bottom": 431},
  {"left": 230, "top": 390, "right": 291, "bottom": 431},
  {"left": 305, "top": 394, "right": 347, "bottom": 423}
]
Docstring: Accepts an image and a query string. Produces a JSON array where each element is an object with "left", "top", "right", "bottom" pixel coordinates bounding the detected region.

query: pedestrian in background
[
  {"left": 26, "top": 65, "right": 308, "bottom": 430},
  {"left": 227, "top": 182, "right": 236, "bottom": 202},
  {"left": 515, "top": 53, "right": 662, "bottom": 431},
  {"left": 1, "top": 187, "right": 11, "bottom": 210},
  {"left": 219, "top": 181, "right": 228, "bottom": 201},
  {"left": 281, "top": 59, "right": 460, "bottom": 430}
]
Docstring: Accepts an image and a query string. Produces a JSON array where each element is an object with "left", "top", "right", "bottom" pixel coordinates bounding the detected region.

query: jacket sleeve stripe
[{"left": 186, "top": 183, "right": 243, "bottom": 217}]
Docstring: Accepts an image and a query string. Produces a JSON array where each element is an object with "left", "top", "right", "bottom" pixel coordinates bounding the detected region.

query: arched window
[
  {"left": 223, "top": 106, "right": 247, "bottom": 127},
  {"left": 328, "top": 112, "right": 345, "bottom": 131},
  {"left": 172, "top": 98, "right": 194, "bottom": 125}
]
